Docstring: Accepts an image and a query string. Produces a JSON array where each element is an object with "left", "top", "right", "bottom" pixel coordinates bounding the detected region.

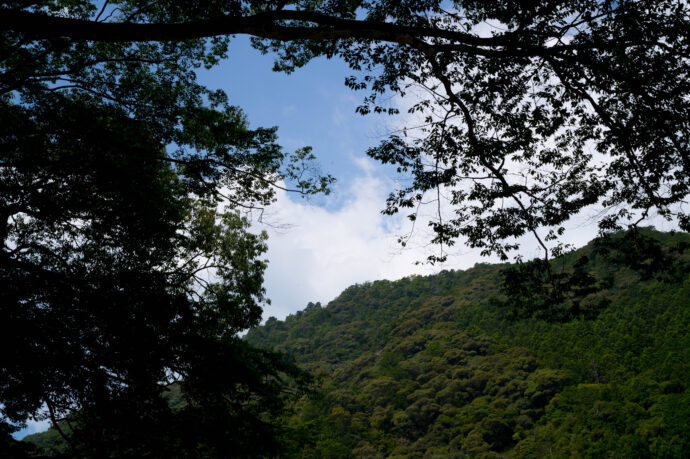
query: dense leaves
[
  {"left": 247, "top": 230, "right": 690, "bottom": 457},
  {"left": 0, "top": 0, "right": 331, "bottom": 455},
  {"left": 3, "top": 1, "right": 688, "bottom": 256},
  {"left": 3, "top": 1, "right": 690, "bottom": 454},
  {"left": 249, "top": 0, "right": 690, "bottom": 259},
  {"left": 269, "top": 0, "right": 690, "bottom": 315}
]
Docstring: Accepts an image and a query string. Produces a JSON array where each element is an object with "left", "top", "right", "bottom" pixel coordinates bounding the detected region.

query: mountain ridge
[
  {"left": 245, "top": 230, "right": 690, "bottom": 457},
  {"left": 25, "top": 230, "right": 690, "bottom": 456}
]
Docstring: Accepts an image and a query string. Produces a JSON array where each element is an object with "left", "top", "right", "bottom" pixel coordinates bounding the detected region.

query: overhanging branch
[
  {"left": 0, "top": 8, "right": 655, "bottom": 59},
  {"left": 0, "top": 9, "right": 507, "bottom": 45}
]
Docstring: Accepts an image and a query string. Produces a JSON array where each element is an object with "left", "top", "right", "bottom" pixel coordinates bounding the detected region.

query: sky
[
  {"left": 197, "top": 35, "right": 684, "bottom": 325},
  {"left": 197, "top": 36, "right": 596, "bottom": 323},
  {"left": 197, "top": 37, "right": 491, "bottom": 321}
]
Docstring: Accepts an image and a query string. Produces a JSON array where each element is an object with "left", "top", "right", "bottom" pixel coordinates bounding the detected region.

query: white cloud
[
  {"left": 254, "top": 82, "right": 684, "bottom": 323},
  {"left": 255, "top": 153, "right": 683, "bottom": 322},
  {"left": 256, "top": 158, "right": 494, "bottom": 321}
]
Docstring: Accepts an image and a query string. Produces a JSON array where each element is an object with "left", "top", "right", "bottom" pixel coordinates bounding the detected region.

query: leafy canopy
[
  {"left": 4, "top": 1, "right": 689, "bottom": 255},
  {"left": 245, "top": 232, "right": 690, "bottom": 457}
]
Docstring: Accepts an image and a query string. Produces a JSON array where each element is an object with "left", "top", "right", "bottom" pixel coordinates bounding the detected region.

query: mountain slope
[{"left": 246, "top": 231, "right": 690, "bottom": 457}]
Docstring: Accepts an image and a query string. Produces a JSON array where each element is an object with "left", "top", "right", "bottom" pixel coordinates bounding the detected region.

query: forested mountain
[
  {"left": 25, "top": 230, "right": 690, "bottom": 457},
  {"left": 245, "top": 230, "right": 690, "bottom": 457}
]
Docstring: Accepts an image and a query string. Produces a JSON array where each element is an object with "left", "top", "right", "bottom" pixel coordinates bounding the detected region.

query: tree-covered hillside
[
  {"left": 246, "top": 230, "right": 690, "bottom": 457},
  {"left": 25, "top": 230, "right": 690, "bottom": 456}
]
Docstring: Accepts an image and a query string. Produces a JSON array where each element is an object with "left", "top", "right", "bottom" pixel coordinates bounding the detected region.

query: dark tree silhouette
[{"left": 0, "top": 1, "right": 332, "bottom": 456}]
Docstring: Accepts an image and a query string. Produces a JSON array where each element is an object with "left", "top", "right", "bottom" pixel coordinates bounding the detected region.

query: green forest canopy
[{"left": 243, "top": 230, "right": 690, "bottom": 457}]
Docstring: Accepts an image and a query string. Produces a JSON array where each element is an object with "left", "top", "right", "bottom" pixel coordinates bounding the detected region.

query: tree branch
[
  {"left": 0, "top": 8, "right": 654, "bottom": 60},
  {"left": 422, "top": 46, "right": 551, "bottom": 262},
  {"left": 0, "top": 9, "right": 509, "bottom": 46}
]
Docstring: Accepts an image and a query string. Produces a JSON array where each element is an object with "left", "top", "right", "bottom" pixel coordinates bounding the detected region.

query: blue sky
[
  {"left": 200, "top": 36, "right": 379, "bottom": 206},
  {"left": 198, "top": 36, "right": 678, "bottom": 325},
  {"left": 196, "top": 37, "right": 477, "bottom": 321},
  {"left": 195, "top": 36, "right": 601, "bottom": 324}
]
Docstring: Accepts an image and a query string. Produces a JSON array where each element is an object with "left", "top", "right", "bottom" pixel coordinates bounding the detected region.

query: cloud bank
[
  {"left": 256, "top": 147, "right": 680, "bottom": 322},
  {"left": 257, "top": 158, "right": 490, "bottom": 321}
]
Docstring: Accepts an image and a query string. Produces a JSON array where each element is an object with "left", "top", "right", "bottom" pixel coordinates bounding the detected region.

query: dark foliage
[
  {"left": 3, "top": 1, "right": 690, "bottom": 454},
  {"left": 6, "top": 0, "right": 686, "bottom": 317},
  {"left": 0, "top": 1, "right": 331, "bottom": 456}
]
